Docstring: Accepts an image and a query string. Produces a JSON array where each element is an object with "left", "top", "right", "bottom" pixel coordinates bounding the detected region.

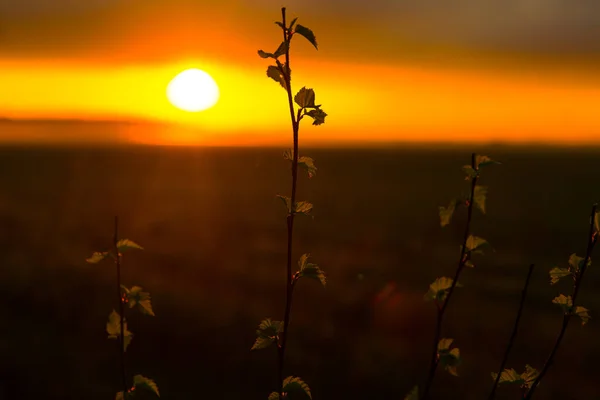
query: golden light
[{"left": 166, "top": 68, "right": 220, "bottom": 112}]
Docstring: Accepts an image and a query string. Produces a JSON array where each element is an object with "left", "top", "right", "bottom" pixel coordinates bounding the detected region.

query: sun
[{"left": 166, "top": 68, "right": 220, "bottom": 112}]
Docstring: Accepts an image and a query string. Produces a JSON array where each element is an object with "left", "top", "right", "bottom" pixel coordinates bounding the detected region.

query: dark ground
[{"left": 0, "top": 144, "right": 599, "bottom": 400}]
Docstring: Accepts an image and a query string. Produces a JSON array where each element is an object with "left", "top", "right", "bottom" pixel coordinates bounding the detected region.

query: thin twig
[
  {"left": 114, "top": 216, "right": 128, "bottom": 395},
  {"left": 277, "top": 7, "right": 300, "bottom": 398},
  {"left": 489, "top": 264, "right": 535, "bottom": 400},
  {"left": 524, "top": 204, "right": 598, "bottom": 399},
  {"left": 421, "top": 153, "right": 478, "bottom": 400}
]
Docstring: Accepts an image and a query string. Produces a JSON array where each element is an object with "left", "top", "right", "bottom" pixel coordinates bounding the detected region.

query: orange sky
[{"left": 0, "top": 0, "right": 599, "bottom": 146}]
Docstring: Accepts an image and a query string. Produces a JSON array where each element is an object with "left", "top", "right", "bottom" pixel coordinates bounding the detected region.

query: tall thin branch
[
  {"left": 422, "top": 153, "right": 478, "bottom": 400},
  {"left": 277, "top": 7, "right": 300, "bottom": 398},
  {"left": 524, "top": 204, "right": 598, "bottom": 399},
  {"left": 489, "top": 264, "right": 535, "bottom": 400},
  {"left": 114, "top": 216, "right": 127, "bottom": 395}
]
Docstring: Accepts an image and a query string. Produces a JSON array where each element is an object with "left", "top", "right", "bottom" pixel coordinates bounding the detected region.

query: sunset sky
[{"left": 0, "top": 0, "right": 599, "bottom": 145}]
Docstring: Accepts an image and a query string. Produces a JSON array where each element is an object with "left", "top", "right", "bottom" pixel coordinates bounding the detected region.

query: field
[{"left": 0, "top": 143, "right": 599, "bottom": 399}]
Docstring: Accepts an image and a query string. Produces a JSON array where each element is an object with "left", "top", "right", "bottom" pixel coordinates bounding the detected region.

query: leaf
[
  {"left": 574, "top": 306, "right": 591, "bottom": 325},
  {"left": 276, "top": 195, "right": 291, "bottom": 212},
  {"left": 116, "top": 239, "right": 144, "bottom": 252},
  {"left": 133, "top": 375, "right": 160, "bottom": 397},
  {"left": 125, "top": 286, "right": 155, "bottom": 316},
  {"left": 294, "top": 24, "right": 318, "bottom": 49},
  {"left": 404, "top": 386, "right": 419, "bottom": 400},
  {"left": 288, "top": 17, "right": 298, "bottom": 30},
  {"left": 465, "top": 235, "right": 488, "bottom": 254},
  {"left": 252, "top": 318, "right": 282, "bottom": 350},
  {"left": 473, "top": 186, "right": 487, "bottom": 214},
  {"left": 86, "top": 251, "right": 110, "bottom": 264},
  {"left": 282, "top": 376, "right": 312, "bottom": 399},
  {"left": 298, "top": 156, "right": 317, "bottom": 178},
  {"left": 475, "top": 155, "right": 501, "bottom": 169},
  {"left": 568, "top": 253, "right": 585, "bottom": 271},
  {"left": 595, "top": 210, "right": 600, "bottom": 233},
  {"left": 294, "top": 87, "right": 316, "bottom": 108},
  {"left": 258, "top": 42, "right": 288, "bottom": 59},
  {"left": 491, "top": 368, "right": 525, "bottom": 386},
  {"left": 294, "top": 201, "right": 313, "bottom": 215},
  {"left": 439, "top": 200, "right": 457, "bottom": 227},
  {"left": 115, "top": 392, "right": 127, "bottom": 400},
  {"left": 521, "top": 365, "right": 539, "bottom": 388},
  {"left": 462, "top": 165, "right": 477, "bottom": 180},
  {"left": 437, "top": 339, "right": 461, "bottom": 376},
  {"left": 464, "top": 260, "right": 474, "bottom": 268},
  {"left": 297, "top": 254, "right": 326, "bottom": 286},
  {"left": 425, "top": 277, "right": 461, "bottom": 302},
  {"left": 283, "top": 149, "right": 317, "bottom": 178},
  {"left": 438, "top": 338, "right": 454, "bottom": 351},
  {"left": 305, "top": 108, "right": 327, "bottom": 126},
  {"left": 106, "top": 310, "right": 133, "bottom": 351},
  {"left": 266, "top": 65, "right": 287, "bottom": 89},
  {"left": 549, "top": 267, "right": 571, "bottom": 285},
  {"left": 552, "top": 294, "right": 573, "bottom": 313},
  {"left": 268, "top": 393, "right": 279, "bottom": 400}
]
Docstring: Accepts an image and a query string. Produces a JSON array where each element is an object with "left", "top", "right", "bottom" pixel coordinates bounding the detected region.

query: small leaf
[
  {"left": 133, "top": 375, "right": 160, "bottom": 397},
  {"left": 473, "top": 186, "right": 487, "bottom": 214},
  {"left": 276, "top": 195, "right": 291, "bottom": 212},
  {"left": 258, "top": 50, "right": 275, "bottom": 59},
  {"left": 86, "top": 251, "right": 110, "bottom": 264},
  {"left": 549, "top": 267, "right": 571, "bottom": 285},
  {"left": 490, "top": 368, "right": 525, "bottom": 386},
  {"left": 464, "top": 260, "right": 474, "bottom": 268},
  {"left": 595, "top": 210, "right": 599, "bottom": 233},
  {"left": 552, "top": 294, "right": 573, "bottom": 313},
  {"left": 437, "top": 339, "right": 461, "bottom": 376},
  {"left": 288, "top": 17, "right": 298, "bottom": 30},
  {"left": 294, "top": 87, "right": 316, "bottom": 108},
  {"left": 438, "top": 338, "right": 454, "bottom": 351},
  {"left": 439, "top": 200, "right": 457, "bottom": 227},
  {"left": 521, "top": 365, "right": 539, "bottom": 389},
  {"left": 125, "top": 286, "right": 155, "bottom": 316},
  {"left": 475, "top": 155, "right": 500, "bottom": 169},
  {"left": 305, "top": 108, "right": 327, "bottom": 126},
  {"left": 425, "top": 277, "right": 461, "bottom": 302},
  {"left": 268, "top": 393, "right": 279, "bottom": 400},
  {"left": 115, "top": 392, "right": 125, "bottom": 400},
  {"left": 284, "top": 149, "right": 317, "bottom": 178},
  {"left": 282, "top": 376, "right": 312, "bottom": 399},
  {"left": 294, "top": 201, "right": 313, "bottom": 215},
  {"left": 266, "top": 65, "right": 287, "bottom": 89},
  {"left": 298, "top": 156, "right": 317, "bottom": 178},
  {"left": 574, "top": 306, "right": 591, "bottom": 325},
  {"left": 297, "top": 254, "right": 326, "bottom": 286},
  {"left": 106, "top": 310, "right": 133, "bottom": 351},
  {"left": 568, "top": 253, "right": 585, "bottom": 271},
  {"left": 465, "top": 235, "right": 488, "bottom": 254},
  {"left": 116, "top": 239, "right": 143, "bottom": 252},
  {"left": 252, "top": 318, "right": 282, "bottom": 350},
  {"left": 462, "top": 165, "right": 477, "bottom": 180},
  {"left": 404, "top": 386, "right": 419, "bottom": 400},
  {"left": 294, "top": 24, "right": 318, "bottom": 49}
]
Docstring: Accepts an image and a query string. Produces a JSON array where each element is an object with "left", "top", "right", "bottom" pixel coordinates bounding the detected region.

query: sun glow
[{"left": 166, "top": 68, "right": 220, "bottom": 112}]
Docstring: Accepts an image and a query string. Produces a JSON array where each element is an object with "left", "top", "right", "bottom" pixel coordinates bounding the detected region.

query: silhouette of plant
[
  {"left": 251, "top": 7, "right": 327, "bottom": 400},
  {"left": 86, "top": 216, "right": 159, "bottom": 400}
]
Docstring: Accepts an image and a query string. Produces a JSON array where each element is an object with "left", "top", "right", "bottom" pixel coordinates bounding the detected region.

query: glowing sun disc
[{"left": 166, "top": 68, "right": 220, "bottom": 112}]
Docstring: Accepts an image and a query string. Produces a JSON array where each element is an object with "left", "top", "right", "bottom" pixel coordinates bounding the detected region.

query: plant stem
[
  {"left": 524, "top": 204, "right": 598, "bottom": 399},
  {"left": 421, "top": 153, "right": 478, "bottom": 400},
  {"left": 114, "top": 216, "right": 128, "bottom": 396},
  {"left": 489, "top": 264, "right": 535, "bottom": 400},
  {"left": 277, "top": 7, "right": 300, "bottom": 398}
]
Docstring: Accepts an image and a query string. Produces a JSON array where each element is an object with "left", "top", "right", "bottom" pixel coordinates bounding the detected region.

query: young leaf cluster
[
  {"left": 87, "top": 222, "right": 159, "bottom": 400},
  {"left": 254, "top": 8, "right": 327, "bottom": 400},
  {"left": 414, "top": 154, "right": 499, "bottom": 399}
]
